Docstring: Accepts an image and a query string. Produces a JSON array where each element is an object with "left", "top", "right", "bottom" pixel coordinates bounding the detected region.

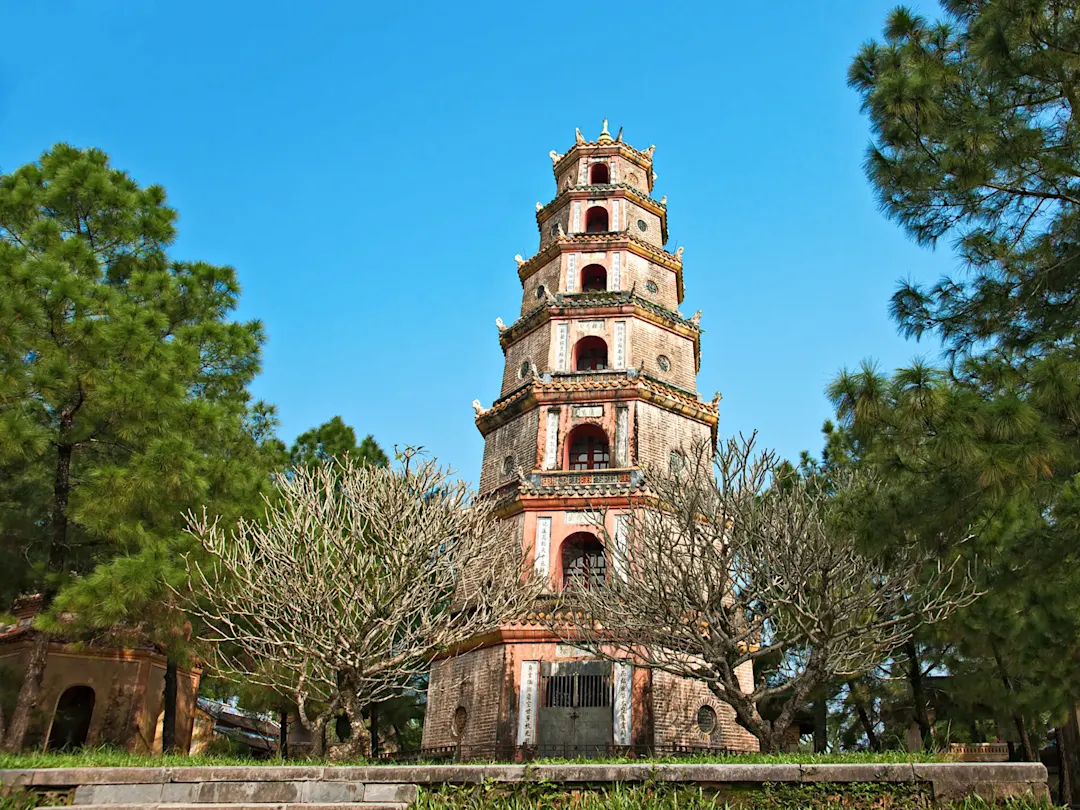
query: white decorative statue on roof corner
[
  {"left": 514, "top": 254, "right": 526, "bottom": 268},
  {"left": 472, "top": 399, "right": 486, "bottom": 416},
  {"left": 496, "top": 318, "right": 507, "bottom": 332}
]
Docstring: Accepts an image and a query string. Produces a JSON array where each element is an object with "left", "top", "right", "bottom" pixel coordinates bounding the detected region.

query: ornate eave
[
  {"left": 517, "top": 233, "right": 685, "bottom": 304},
  {"left": 499, "top": 290, "right": 701, "bottom": 371},
  {"left": 475, "top": 370, "right": 720, "bottom": 436},
  {"left": 536, "top": 184, "right": 668, "bottom": 245}
]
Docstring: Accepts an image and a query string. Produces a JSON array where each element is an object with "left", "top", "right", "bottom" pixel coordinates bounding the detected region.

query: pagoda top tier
[{"left": 549, "top": 121, "right": 657, "bottom": 194}]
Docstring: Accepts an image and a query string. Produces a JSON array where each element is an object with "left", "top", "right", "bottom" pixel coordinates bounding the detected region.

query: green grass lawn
[{"left": 0, "top": 748, "right": 944, "bottom": 770}]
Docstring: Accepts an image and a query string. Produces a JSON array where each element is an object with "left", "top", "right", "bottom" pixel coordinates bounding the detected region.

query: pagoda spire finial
[{"left": 598, "top": 119, "right": 613, "bottom": 143}]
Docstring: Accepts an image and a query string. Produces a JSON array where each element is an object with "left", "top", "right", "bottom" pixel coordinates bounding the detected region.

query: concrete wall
[
  {"left": 652, "top": 668, "right": 759, "bottom": 752},
  {"left": 635, "top": 401, "right": 712, "bottom": 474},
  {"left": 422, "top": 645, "right": 507, "bottom": 755},
  {"left": 479, "top": 409, "right": 540, "bottom": 494}
]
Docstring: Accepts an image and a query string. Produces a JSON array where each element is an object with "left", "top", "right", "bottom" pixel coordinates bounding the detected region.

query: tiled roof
[
  {"left": 476, "top": 369, "right": 719, "bottom": 434},
  {"left": 500, "top": 291, "right": 698, "bottom": 347},
  {"left": 517, "top": 231, "right": 682, "bottom": 282},
  {"left": 536, "top": 183, "right": 666, "bottom": 220}
]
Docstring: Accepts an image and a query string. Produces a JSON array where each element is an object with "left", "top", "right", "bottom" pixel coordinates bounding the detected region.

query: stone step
[
  {"left": 71, "top": 782, "right": 416, "bottom": 806},
  {"left": 43, "top": 805, "right": 408, "bottom": 810}
]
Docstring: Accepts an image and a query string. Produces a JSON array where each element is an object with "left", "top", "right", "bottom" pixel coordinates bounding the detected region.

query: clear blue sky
[{"left": 1, "top": 0, "right": 958, "bottom": 481}]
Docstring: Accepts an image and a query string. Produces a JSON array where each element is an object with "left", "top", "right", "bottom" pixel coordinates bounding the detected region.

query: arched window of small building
[
  {"left": 562, "top": 532, "right": 607, "bottom": 590},
  {"left": 590, "top": 163, "right": 610, "bottom": 185},
  {"left": 585, "top": 206, "right": 609, "bottom": 233},
  {"left": 580, "top": 264, "right": 607, "bottom": 292},
  {"left": 566, "top": 424, "right": 610, "bottom": 470},
  {"left": 574, "top": 336, "right": 608, "bottom": 371},
  {"left": 47, "top": 685, "right": 95, "bottom": 750}
]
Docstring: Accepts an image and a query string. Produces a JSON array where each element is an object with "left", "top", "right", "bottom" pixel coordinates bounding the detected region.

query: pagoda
[{"left": 421, "top": 123, "right": 758, "bottom": 758}]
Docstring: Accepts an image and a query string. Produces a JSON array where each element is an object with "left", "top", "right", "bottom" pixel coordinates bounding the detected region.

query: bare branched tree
[
  {"left": 554, "top": 434, "right": 978, "bottom": 753},
  {"left": 180, "top": 452, "right": 538, "bottom": 757}
]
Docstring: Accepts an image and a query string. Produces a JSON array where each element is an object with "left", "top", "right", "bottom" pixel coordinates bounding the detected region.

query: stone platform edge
[{"left": 0, "top": 762, "right": 1049, "bottom": 799}]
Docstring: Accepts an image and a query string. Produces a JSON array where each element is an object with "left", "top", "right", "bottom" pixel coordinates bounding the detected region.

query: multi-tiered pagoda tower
[{"left": 422, "top": 123, "right": 758, "bottom": 757}]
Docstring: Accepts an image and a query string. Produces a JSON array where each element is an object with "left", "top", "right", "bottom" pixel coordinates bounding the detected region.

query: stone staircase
[{"left": 37, "top": 775, "right": 416, "bottom": 810}]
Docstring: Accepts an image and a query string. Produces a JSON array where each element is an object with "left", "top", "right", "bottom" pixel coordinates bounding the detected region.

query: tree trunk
[
  {"left": 162, "top": 660, "right": 178, "bottom": 754},
  {"left": 904, "top": 641, "right": 932, "bottom": 748},
  {"left": 368, "top": 703, "right": 379, "bottom": 758},
  {"left": 1059, "top": 705, "right": 1080, "bottom": 807},
  {"left": 991, "top": 645, "right": 1035, "bottom": 760},
  {"left": 279, "top": 709, "right": 289, "bottom": 760},
  {"left": 813, "top": 697, "right": 827, "bottom": 753},
  {"left": 848, "top": 680, "right": 880, "bottom": 752},
  {"left": 5, "top": 437, "right": 76, "bottom": 753},
  {"left": 1, "top": 632, "right": 50, "bottom": 751}
]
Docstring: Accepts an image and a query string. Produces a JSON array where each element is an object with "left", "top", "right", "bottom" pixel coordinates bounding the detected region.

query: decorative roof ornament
[
  {"left": 514, "top": 254, "right": 526, "bottom": 268},
  {"left": 549, "top": 150, "right": 563, "bottom": 164},
  {"left": 652, "top": 171, "right": 659, "bottom": 184},
  {"left": 555, "top": 223, "right": 565, "bottom": 236},
  {"left": 575, "top": 128, "right": 585, "bottom": 144},
  {"left": 712, "top": 391, "right": 722, "bottom": 406},
  {"left": 472, "top": 399, "right": 487, "bottom": 417},
  {"left": 615, "top": 126, "right": 623, "bottom": 143},
  {"left": 598, "top": 119, "right": 614, "bottom": 144},
  {"left": 496, "top": 317, "right": 507, "bottom": 332},
  {"left": 644, "top": 145, "right": 656, "bottom": 158},
  {"left": 536, "top": 202, "right": 543, "bottom": 213},
  {"left": 675, "top": 246, "right": 684, "bottom": 260},
  {"left": 660, "top": 196, "right": 667, "bottom": 205},
  {"left": 691, "top": 310, "right": 702, "bottom": 326}
]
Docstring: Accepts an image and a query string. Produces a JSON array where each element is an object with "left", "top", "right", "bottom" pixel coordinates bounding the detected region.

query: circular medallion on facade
[
  {"left": 503, "top": 455, "right": 515, "bottom": 475},
  {"left": 645, "top": 280, "right": 659, "bottom": 293},
  {"left": 536, "top": 285, "right": 546, "bottom": 299},
  {"left": 637, "top": 219, "right": 648, "bottom": 232},
  {"left": 452, "top": 706, "right": 468, "bottom": 737},
  {"left": 657, "top": 354, "right": 671, "bottom": 372},
  {"left": 697, "top": 704, "right": 717, "bottom": 735},
  {"left": 628, "top": 172, "right": 639, "bottom": 186}
]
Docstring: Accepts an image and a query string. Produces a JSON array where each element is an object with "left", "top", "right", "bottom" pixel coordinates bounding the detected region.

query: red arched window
[
  {"left": 574, "top": 336, "right": 608, "bottom": 371},
  {"left": 580, "top": 264, "right": 606, "bottom": 292},
  {"left": 567, "top": 425, "right": 610, "bottom": 470},
  {"left": 589, "top": 163, "right": 610, "bottom": 185},
  {"left": 562, "top": 532, "right": 607, "bottom": 590},
  {"left": 585, "top": 206, "right": 609, "bottom": 233}
]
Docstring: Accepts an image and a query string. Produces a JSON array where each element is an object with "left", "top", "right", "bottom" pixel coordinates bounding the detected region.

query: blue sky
[{"left": 0, "top": 0, "right": 959, "bottom": 482}]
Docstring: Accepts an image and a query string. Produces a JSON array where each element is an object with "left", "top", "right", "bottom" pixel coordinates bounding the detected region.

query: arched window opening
[
  {"left": 589, "top": 163, "right": 610, "bottom": 185},
  {"left": 562, "top": 532, "right": 607, "bottom": 590},
  {"left": 48, "top": 685, "right": 95, "bottom": 751},
  {"left": 580, "top": 264, "right": 607, "bottom": 292},
  {"left": 567, "top": 424, "right": 610, "bottom": 470},
  {"left": 585, "top": 206, "right": 609, "bottom": 233},
  {"left": 574, "top": 336, "right": 608, "bottom": 371}
]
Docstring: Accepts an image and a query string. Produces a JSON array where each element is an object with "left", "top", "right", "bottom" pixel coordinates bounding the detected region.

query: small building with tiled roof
[{"left": 421, "top": 124, "right": 758, "bottom": 759}]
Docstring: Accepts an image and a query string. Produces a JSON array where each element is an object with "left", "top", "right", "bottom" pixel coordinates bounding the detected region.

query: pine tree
[{"left": 0, "top": 144, "right": 271, "bottom": 750}]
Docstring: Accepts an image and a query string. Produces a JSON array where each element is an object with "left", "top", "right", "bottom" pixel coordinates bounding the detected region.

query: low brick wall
[{"left": 0, "top": 762, "right": 1049, "bottom": 806}]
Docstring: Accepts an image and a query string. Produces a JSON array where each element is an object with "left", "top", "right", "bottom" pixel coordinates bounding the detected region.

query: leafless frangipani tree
[
  {"left": 181, "top": 453, "right": 539, "bottom": 757},
  {"left": 554, "top": 434, "right": 979, "bottom": 753}
]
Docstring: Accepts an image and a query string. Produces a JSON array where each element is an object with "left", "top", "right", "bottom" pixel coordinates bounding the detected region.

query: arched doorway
[
  {"left": 48, "top": 685, "right": 95, "bottom": 750},
  {"left": 566, "top": 424, "right": 610, "bottom": 470},
  {"left": 580, "top": 264, "right": 607, "bottom": 292},
  {"left": 589, "top": 163, "right": 610, "bottom": 184},
  {"left": 585, "top": 206, "right": 609, "bottom": 233},
  {"left": 574, "top": 336, "right": 608, "bottom": 371},
  {"left": 561, "top": 532, "right": 607, "bottom": 590}
]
